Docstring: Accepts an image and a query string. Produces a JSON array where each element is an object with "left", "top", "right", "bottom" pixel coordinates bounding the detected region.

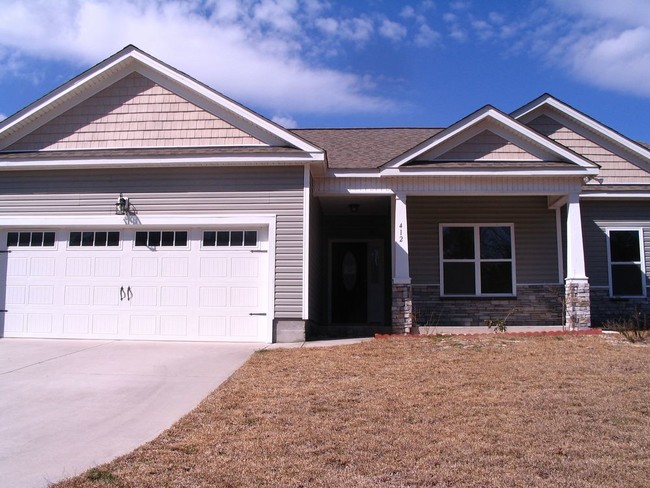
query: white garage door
[{"left": 0, "top": 227, "right": 269, "bottom": 342}]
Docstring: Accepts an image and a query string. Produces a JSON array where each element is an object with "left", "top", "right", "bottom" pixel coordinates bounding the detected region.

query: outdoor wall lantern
[{"left": 115, "top": 193, "right": 130, "bottom": 215}]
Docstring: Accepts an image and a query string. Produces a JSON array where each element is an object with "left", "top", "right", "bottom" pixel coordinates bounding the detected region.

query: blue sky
[{"left": 1, "top": 0, "right": 650, "bottom": 141}]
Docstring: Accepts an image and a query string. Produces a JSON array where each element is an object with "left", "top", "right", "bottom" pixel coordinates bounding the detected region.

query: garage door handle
[
  {"left": 120, "top": 286, "right": 126, "bottom": 301},
  {"left": 249, "top": 312, "right": 267, "bottom": 316},
  {"left": 127, "top": 286, "right": 133, "bottom": 301}
]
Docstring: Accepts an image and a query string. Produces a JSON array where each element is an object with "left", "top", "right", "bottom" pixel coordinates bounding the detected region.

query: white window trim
[
  {"left": 606, "top": 228, "right": 647, "bottom": 298},
  {"left": 439, "top": 223, "right": 516, "bottom": 297}
]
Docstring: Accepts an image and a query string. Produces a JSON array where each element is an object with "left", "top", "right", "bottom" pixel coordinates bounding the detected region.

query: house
[{"left": 0, "top": 45, "right": 648, "bottom": 343}]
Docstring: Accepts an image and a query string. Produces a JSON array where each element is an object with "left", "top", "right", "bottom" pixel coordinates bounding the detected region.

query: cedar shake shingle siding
[
  {"left": 527, "top": 114, "right": 650, "bottom": 184},
  {"left": 433, "top": 130, "right": 542, "bottom": 161},
  {"left": 6, "top": 73, "right": 264, "bottom": 151}
]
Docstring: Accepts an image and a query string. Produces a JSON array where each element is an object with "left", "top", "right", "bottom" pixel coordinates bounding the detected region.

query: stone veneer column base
[
  {"left": 565, "top": 279, "right": 591, "bottom": 329},
  {"left": 392, "top": 283, "right": 413, "bottom": 334}
]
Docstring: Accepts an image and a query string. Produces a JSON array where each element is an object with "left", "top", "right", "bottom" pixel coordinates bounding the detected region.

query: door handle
[
  {"left": 120, "top": 286, "right": 126, "bottom": 301},
  {"left": 127, "top": 286, "right": 133, "bottom": 301}
]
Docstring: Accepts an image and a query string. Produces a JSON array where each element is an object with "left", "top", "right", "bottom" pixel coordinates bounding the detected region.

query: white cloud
[
  {"left": 0, "top": 113, "right": 6, "bottom": 121},
  {"left": 272, "top": 114, "right": 298, "bottom": 128},
  {"left": 379, "top": 19, "right": 407, "bottom": 42},
  {"left": 532, "top": 0, "right": 650, "bottom": 97},
  {"left": 415, "top": 24, "right": 441, "bottom": 47},
  {"left": 0, "top": 0, "right": 395, "bottom": 115}
]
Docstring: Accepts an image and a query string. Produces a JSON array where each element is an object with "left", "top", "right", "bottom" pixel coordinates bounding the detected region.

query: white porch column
[
  {"left": 392, "top": 191, "right": 411, "bottom": 283},
  {"left": 391, "top": 191, "right": 412, "bottom": 332},
  {"left": 564, "top": 191, "right": 591, "bottom": 328}
]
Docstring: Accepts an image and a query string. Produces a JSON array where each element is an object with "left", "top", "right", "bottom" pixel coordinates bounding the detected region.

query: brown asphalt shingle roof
[{"left": 292, "top": 128, "right": 442, "bottom": 169}]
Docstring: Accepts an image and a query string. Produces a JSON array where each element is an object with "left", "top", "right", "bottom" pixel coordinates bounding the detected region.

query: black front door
[{"left": 331, "top": 242, "right": 367, "bottom": 323}]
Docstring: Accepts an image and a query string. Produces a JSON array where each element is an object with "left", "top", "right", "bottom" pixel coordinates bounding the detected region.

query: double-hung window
[
  {"left": 440, "top": 224, "right": 515, "bottom": 296},
  {"left": 607, "top": 229, "right": 646, "bottom": 297}
]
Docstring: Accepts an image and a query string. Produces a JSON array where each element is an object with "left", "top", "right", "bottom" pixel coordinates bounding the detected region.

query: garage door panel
[
  {"left": 2, "top": 227, "right": 269, "bottom": 342},
  {"left": 63, "top": 314, "right": 90, "bottom": 334},
  {"left": 64, "top": 286, "right": 91, "bottom": 305},
  {"left": 66, "top": 257, "right": 92, "bottom": 276}
]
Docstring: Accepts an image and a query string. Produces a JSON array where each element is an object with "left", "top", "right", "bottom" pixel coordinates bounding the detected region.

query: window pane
[
  {"left": 18, "top": 233, "right": 30, "bottom": 246},
  {"left": 443, "top": 262, "right": 475, "bottom": 295},
  {"left": 69, "top": 232, "right": 81, "bottom": 246},
  {"left": 610, "top": 231, "right": 641, "bottom": 262},
  {"left": 443, "top": 227, "right": 474, "bottom": 259},
  {"left": 107, "top": 232, "right": 120, "bottom": 246},
  {"left": 95, "top": 232, "right": 107, "bottom": 247},
  {"left": 31, "top": 232, "right": 43, "bottom": 247},
  {"left": 612, "top": 264, "right": 644, "bottom": 296},
  {"left": 7, "top": 232, "right": 18, "bottom": 247},
  {"left": 161, "top": 231, "right": 174, "bottom": 246},
  {"left": 244, "top": 231, "right": 257, "bottom": 246},
  {"left": 135, "top": 232, "right": 147, "bottom": 247},
  {"left": 203, "top": 231, "right": 216, "bottom": 247},
  {"left": 481, "top": 262, "right": 513, "bottom": 294},
  {"left": 175, "top": 232, "right": 187, "bottom": 247},
  {"left": 82, "top": 232, "right": 94, "bottom": 246},
  {"left": 230, "top": 231, "right": 243, "bottom": 246},
  {"left": 480, "top": 226, "right": 512, "bottom": 259},
  {"left": 217, "top": 231, "right": 229, "bottom": 246},
  {"left": 149, "top": 232, "right": 161, "bottom": 247},
  {"left": 43, "top": 232, "right": 56, "bottom": 247}
]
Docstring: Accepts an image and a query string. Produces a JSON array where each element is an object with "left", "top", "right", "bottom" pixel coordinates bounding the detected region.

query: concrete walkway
[{"left": 0, "top": 339, "right": 259, "bottom": 488}]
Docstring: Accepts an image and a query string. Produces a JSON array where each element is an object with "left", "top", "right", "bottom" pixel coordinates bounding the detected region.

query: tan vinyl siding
[
  {"left": 0, "top": 165, "right": 304, "bottom": 317},
  {"left": 527, "top": 114, "right": 650, "bottom": 184},
  {"left": 433, "top": 130, "right": 541, "bottom": 161},
  {"left": 581, "top": 200, "right": 650, "bottom": 287},
  {"left": 408, "top": 196, "right": 559, "bottom": 285},
  {"left": 6, "top": 73, "right": 264, "bottom": 151}
]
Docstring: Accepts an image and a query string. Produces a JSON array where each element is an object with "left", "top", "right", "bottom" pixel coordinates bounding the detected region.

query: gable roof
[
  {"left": 380, "top": 105, "right": 599, "bottom": 175},
  {"left": 0, "top": 45, "right": 324, "bottom": 161},
  {"left": 512, "top": 93, "right": 650, "bottom": 164}
]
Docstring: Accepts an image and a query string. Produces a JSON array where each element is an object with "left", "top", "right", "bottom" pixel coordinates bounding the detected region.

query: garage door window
[
  {"left": 7, "top": 231, "right": 56, "bottom": 247},
  {"left": 202, "top": 230, "right": 257, "bottom": 247},
  {"left": 135, "top": 231, "right": 188, "bottom": 247},
  {"left": 69, "top": 231, "right": 120, "bottom": 247}
]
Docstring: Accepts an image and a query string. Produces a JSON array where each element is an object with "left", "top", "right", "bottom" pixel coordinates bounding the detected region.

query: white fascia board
[
  {"left": 0, "top": 153, "right": 324, "bottom": 171},
  {"left": 383, "top": 107, "right": 597, "bottom": 171},
  {"left": 380, "top": 167, "right": 599, "bottom": 177},
  {"left": 580, "top": 192, "right": 650, "bottom": 199},
  {"left": 513, "top": 94, "right": 650, "bottom": 162}
]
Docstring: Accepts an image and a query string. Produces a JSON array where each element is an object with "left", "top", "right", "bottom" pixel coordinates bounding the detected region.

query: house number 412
[{"left": 399, "top": 223, "right": 404, "bottom": 243}]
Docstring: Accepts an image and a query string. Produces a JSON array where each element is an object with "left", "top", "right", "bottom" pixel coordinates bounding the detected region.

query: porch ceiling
[{"left": 318, "top": 195, "right": 390, "bottom": 215}]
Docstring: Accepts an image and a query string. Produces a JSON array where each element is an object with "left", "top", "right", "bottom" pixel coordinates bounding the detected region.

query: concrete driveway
[{"left": 0, "top": 339, "right": 259, "bottom": 488}]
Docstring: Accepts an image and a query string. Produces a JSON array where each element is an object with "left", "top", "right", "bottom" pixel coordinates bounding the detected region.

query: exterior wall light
[
  {"left": 115, "top": 193, "right": 130, "bottom": 215},
  {"left": 348, "top": 203, "right": 360, "bottom": 213}
]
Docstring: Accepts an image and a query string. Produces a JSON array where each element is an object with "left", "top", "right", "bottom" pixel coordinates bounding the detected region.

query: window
[
  {"left": 135, "top": 231, "right": 188, "bottom": 247},
  {"left": 440, "top": 224, "right": 515, "bottom": 296},
  {"left": 202, "top": 230, "right": 257, "bottom": 247},
  {"left": 7, "top": 231, "right": 55, "bottom": 247},
  {"left": 69, "top": 231, "right": 120, "bottom": 247},
  {"left": 608, "top": 229, "right": 646, "bottom": 297}
]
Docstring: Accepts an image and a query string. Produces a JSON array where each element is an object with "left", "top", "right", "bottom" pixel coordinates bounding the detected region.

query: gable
[
  {"left": 5, "top": 72, "right": 264, "bottom": 152},
  {"left": 431, "top": 130, "right": 542, "bottom": 162},
  {"left": 527, "top": 113, "right": 650, "bottom": 185}
]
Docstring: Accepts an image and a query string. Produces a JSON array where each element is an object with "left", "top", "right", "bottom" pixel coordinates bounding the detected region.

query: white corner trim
[{"left": 302, "top": 166, "right": 310, "bottom": 320}]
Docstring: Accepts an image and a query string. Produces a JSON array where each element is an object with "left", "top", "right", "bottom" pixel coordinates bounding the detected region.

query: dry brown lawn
[{"left": 57, "top": 334, "right": 650, "bottom": 487}]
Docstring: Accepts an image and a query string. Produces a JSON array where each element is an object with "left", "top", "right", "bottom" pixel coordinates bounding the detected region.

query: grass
[{"left": 56, "top": 334, "right": 650, "bottom": 487}]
